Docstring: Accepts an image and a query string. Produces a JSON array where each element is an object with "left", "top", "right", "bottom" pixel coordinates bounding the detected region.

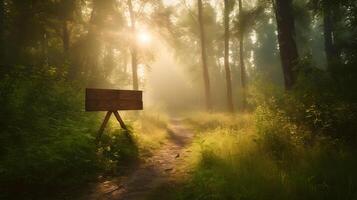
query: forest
[{"left": 0, "top": 0, "right": 357, "bottom": 199}]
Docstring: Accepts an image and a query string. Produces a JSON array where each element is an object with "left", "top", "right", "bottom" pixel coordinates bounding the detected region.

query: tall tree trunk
[
  {"left": 224, "top": 0, "right": 234, "bottom": 112},
  {"left": 322, "top": 2, "right": 339, "bottom": 72},
  {"left": 198, "top": 0, "right": 212, "bottom": 111},
  {"left": 274, "top": 0, "right": 299, "bottom": 90},
  {"left": 238, "top": 0, "right": 247, "bottom": 110},
  {"left": 128, "top": 0, "right": 139, "bottom": 90}
]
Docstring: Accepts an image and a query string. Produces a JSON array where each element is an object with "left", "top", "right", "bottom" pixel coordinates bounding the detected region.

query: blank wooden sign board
[{"left": 85, "top": 88, "right": 143, "bottom": 140}]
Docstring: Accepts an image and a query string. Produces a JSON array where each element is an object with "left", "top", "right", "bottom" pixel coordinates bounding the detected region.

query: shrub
[{"left": 0, "top": 70, "right": 100, "bottom": 198}]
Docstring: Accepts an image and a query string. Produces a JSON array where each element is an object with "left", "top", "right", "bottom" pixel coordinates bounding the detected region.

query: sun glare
[{"left": 137, "top": 31, "right": 152, "bottom": 45}]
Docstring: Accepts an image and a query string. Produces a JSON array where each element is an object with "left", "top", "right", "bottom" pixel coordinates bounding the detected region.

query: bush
[
  {"left": 97, "top": 128, "right": 139, "bottom": 175},
  {"left": 0, "top": 69, "right": 101, "bottom": 198},
  {"left": 251, "top": 64, "right": 357, "bottom": 144}
]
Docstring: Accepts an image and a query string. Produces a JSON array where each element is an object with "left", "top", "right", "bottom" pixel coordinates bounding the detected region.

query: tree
[
  {"left": 252, "top": 12, "right": 282, "bottom": 85},
  {"left": 224, "top": 0, "right": 234, "bottom": 112},
  {"left": 197, "top": 0, "right": 212, "bottom": 111},
  {"left": 58, "top": 0, "right": 77, "bottom": 53},
  {"left": 238, "top": 0, "right": 247, "bottom": 109},
  {"left": 128, "top": 0, "right": 139, "bottom": 90},
  {"left": 273, "top": 0, "right": 299, "bottom": 90},
  {"left": 234, "top": 1, "right": 263, "bottom": 108},
  {"left": 321, "top": 0, "right": 339, "bottom": 72},
  {"left": 309, "top": 0, "right": 340, "bottom": 72}
]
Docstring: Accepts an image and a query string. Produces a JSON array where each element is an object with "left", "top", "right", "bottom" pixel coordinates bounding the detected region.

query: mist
[{"left": 144, "top": 41, "right": 202, "bottom": 113}]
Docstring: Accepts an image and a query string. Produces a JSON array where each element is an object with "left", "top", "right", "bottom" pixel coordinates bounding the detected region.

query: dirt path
[{"left": 83, "top": 118, "right": 194, "bottom": 200}]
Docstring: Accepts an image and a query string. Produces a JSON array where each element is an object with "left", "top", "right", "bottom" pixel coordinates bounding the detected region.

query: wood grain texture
[{"left": 85, "top": 88, "right": 143, "bottom": 111}]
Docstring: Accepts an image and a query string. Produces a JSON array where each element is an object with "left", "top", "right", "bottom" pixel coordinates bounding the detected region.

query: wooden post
[
  {"left": 97, "top": 111, "right": 112, "bottom": 141},
  {"left": 85, "top": 88, "right": 142, "bottom": 141},
  {"left": 113, "top": 111, "right": 127, "bottom": 129}
]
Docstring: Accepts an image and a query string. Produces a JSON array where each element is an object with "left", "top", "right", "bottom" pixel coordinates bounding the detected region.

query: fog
[{"left": 144, "top": 42, "right": 203, "bottom": 113}]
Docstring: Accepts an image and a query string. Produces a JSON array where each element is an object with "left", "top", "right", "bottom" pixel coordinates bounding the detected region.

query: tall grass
[{"left": 150, "top": 112, "right": 357, "bottom": 200}]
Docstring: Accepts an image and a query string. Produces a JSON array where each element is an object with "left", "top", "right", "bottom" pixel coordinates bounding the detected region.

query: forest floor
[{"left": 80, "top": 118, "right": 194, "bottom": 200}]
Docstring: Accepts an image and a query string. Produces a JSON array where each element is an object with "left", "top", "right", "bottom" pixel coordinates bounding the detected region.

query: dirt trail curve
[{"left": 84, "top": 118, "right": 194, "bottom": 200}]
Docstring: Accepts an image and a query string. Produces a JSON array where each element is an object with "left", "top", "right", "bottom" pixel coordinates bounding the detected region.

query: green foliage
[
  {"left": 0, "top": 68, "right": 141, "bottom": 198},
  {"left": 97, "top": 128, "right": 139, "bottom": 175},
  {"left": 293, "top": 64, "right": 357, "bottom": 142},
  {"left": 0, "top": 69, "right": 99, "bottom": 197},
  {"left": 255, "top": 104, "right": 304, "bottom": 164},
  {"left": 251, "top": 61, "right": 357, "bottom": 144}
]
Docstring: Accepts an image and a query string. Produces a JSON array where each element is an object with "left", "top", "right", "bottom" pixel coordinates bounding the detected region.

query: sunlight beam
[{"left": 137, "top": 31, "right": 152, "bottom": 46}]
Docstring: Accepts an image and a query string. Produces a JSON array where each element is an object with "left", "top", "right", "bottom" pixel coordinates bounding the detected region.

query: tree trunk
[
  {"left": 198, "top": 0, "right": 212, "bottom": 111},
  {"left": 238, "top": 0, "right": 247, "bottom": 110},
  {"left": 274, "top": 0, "right": 299, "bottom": 90},
  {"left": 323, "top": 2, "right": 339, "bottom": 72},
  {"left": 224, "top": 0, "right": 234, "bottom": 112},
  {"left": 128, "top": 0, "right": 139, "bottom": 90}
]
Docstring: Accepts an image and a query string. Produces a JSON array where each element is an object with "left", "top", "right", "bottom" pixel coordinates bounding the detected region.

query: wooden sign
[
  {"left": 85, "top": 88, "right": 143, "bottom": 111},
  {"left": 85, "top": 88, "right": 143, "bottom": 141}
]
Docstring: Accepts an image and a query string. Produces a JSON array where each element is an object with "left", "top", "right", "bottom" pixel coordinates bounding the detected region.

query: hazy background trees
[{"left": 1, "top": 0, "right": 356, "bottom": 121}]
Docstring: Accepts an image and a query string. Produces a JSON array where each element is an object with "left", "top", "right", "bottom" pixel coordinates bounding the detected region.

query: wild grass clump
[
  {"left": 132, "top": 112, "right": 169, "bottom": 153},
  {"left": 185, "top": 112, "right": 253, "bottom": 133},
  {"left": 170, "top": 114, "right": 287, "bottom": 200}
]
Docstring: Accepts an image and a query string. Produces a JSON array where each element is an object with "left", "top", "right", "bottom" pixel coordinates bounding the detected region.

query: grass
[
  {"left": 132, "top": 112, "right": 169, "bottom": 153},
  {"left": 97, "top": 111, "right": 170, "bottom": 175},
  {"left": 149, "top": 112, "right": 357, "bottom": 200}
]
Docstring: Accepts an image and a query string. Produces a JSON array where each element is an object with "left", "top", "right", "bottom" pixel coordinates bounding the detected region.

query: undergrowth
[
  {"left": 0, "top": 71, "right": 168, "bottom": 199},
  {"left": 150, "top": 111, "right": 357, "bottom": 200},
  {"left": 150, "top": 67, "right": 357, "bottom": 200}
]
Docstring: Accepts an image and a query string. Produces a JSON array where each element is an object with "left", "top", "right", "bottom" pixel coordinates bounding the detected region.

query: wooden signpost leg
[
  {"left": 113, "top": 111, "right": 127, "bottom": 129},
  {"left": 97, "top": 111, "right": 112, "bottom": 141}
]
